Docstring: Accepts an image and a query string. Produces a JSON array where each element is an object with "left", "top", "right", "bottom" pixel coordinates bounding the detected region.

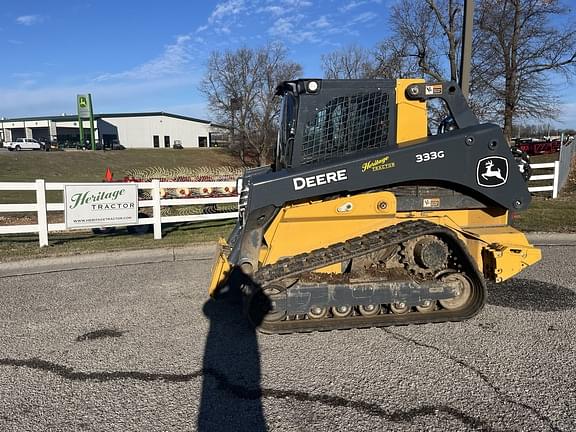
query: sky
[{"left": 0, "top": 0, "right": 575, "bottom": 128}]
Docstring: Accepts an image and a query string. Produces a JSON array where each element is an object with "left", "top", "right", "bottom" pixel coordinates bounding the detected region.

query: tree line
[{"left": 201, "top": 0, "right": 576, "bottom": 166}]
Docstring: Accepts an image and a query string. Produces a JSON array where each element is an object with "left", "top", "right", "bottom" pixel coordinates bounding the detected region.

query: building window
[
  {"left": 164, "top": 136, "right": 170, "bottom": 148},
  {"left": 198, "top": 136, "right": 208, "bottom": 147},
  {"left": 153, "top": 135, "right": 160, "bottom": 148}
]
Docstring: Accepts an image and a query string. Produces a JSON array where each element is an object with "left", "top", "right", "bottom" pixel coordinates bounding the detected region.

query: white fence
[
  {"left": 527, "top": 161, "right": 560, "bottom": 198},
  {"left": 0, "top": 180, "right": 238, "bottom": 247},
  {"left": 0, "top": 161, "right": 565, "bottom": 247}
]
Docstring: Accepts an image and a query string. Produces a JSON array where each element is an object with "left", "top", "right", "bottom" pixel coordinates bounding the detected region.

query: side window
[
  {"left": 302, "top": 91, "right": 390, "bottom": 164},
  {"left": 276, "top": 94, "right": 296, "bottom": 168}
]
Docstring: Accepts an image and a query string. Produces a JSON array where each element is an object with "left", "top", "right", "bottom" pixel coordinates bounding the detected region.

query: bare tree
[
  {"left": 371, "top": 39, "right": 420, "bottom": 79},
  {"left": 200, "top": 44, "right": 302, "bottom": 166},
  {"left": 473, "top": 0, "right": 576, "bottom": 141},
  {"left": 338, "top": 0, "right": 575, "bottom": 143},
  {"left": 321, "top": 44, "right": 375, "bottom": 79},
  {"left": 372, "top": 0, "right": 463, "bottom": 81},
  {"left": 319, "top": 1, "right": 462, "bottom": 82}
]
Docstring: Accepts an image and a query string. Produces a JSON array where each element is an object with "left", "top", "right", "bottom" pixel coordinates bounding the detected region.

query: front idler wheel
[
  {"left": 247, "top": 285, "right": 286, "bottom": 325},
  {"left": 438, "top": 272, "right": 473, "bottom": 310}
]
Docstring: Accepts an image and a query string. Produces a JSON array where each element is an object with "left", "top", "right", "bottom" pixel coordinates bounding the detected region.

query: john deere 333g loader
[{"left": 209, "top": 78, "right": 541, "bottom": 334}]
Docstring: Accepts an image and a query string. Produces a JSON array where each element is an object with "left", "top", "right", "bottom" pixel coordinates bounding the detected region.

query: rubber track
[
  {"left": 255, "top": 220, "right": 436, "bottom": 286},
  {"left": 250, "top": 220, "right": 486, "bottom": 334}
]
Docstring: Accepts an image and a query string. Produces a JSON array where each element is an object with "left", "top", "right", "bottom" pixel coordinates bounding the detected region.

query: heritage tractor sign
[{"left": 64, "top": 184, "right": 138, "bottom": 229}]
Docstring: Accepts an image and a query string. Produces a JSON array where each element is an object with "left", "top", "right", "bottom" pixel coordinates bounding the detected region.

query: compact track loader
[{"left": 209, "top": 78, "right": 541, "bottom": 334}]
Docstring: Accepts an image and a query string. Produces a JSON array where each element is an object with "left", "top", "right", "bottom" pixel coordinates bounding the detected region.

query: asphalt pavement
[{"left": 0, "top": 243, "right": 575, "bottom": 431}]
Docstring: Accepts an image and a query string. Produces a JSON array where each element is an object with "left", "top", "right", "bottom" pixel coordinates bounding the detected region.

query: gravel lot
[{"left": 0, "top": 244, "right": 575, "bottom": 432}]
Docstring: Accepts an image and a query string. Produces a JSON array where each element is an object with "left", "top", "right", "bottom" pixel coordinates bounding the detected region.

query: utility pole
[{"left": 459, "top": 0, "right": 474, "bottom": 99}]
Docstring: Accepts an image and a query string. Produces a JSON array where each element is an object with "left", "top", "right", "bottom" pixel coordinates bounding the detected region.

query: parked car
[{"left": 5, "top": 138, "right": 46, "bottom": 151}]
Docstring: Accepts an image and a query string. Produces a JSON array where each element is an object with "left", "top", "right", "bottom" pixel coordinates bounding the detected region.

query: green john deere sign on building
[{"left": 77, "top": 94, "right": 96, "bottom": 150}]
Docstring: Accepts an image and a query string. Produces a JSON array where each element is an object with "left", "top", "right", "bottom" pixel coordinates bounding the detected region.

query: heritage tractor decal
[
  {"left": 476, "top": 156, "right": 509, "bottom": 188},
  {"left": 362, "top": 156, "right": 396, "bottom": 172}
]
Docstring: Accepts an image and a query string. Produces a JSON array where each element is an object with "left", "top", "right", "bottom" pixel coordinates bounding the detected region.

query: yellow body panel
[
  {"left": 396, "top": 79, "right": 427, "bottom": 144},
  {"left": 461, "top": 226, "right": 542, "bottom": 283},
  {"left": 208, "top": 238, "right": 231, "bottom": 297},
  {"left": 261, "top": 192, "right": 397, "bottom": 266}
]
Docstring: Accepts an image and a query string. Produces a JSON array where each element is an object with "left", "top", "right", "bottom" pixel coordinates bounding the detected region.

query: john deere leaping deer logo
[{"left": 476, "top": 156, "right": 508, "bottom": 187}]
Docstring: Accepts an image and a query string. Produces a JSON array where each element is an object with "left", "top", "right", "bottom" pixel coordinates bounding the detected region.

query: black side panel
[{"left": 246, "top": 123, "right": 531, "bottom": 213}]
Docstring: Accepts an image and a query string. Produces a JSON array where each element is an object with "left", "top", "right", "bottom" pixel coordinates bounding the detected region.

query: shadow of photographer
[{"left": 198, "top": 268, "right": 269, "bottom": 432}]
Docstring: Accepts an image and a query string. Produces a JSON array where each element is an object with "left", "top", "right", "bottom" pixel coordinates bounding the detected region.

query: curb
[
  {"left": 526, "top": 232, "right": 576, "bottom": 246},
  {"left": 0, "top": 243, "right": 217, "bottom": 278},
  {"left": 1, "top": 233, "right": 575, "bottom": 278}
]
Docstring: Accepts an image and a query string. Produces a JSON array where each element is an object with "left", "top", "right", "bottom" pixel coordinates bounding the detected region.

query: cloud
[
  {"left": 16, "top": 15, "right": 43, "bottom": 26},
  {"left": 257, "top": 6, "right": 286, "bottom": 16},
  {"left": 208, "top": 0, "right": 245, "bottom": 24},
  {"left": 350, "top": 11, "right": 378, "bottom": 24},
  {"left": 309, "top": 16, "right": 331, "bottom": 29},
  {"left": 94, "top": 34, "right": 194, "bottom": 82},
  {"left": 339, "top": 0, "right": 367, "bottom": 12},
  {"left": 10, "top": 72, "right": 42, "bottom": 87},
  {"left": 268, "top": 15, "right": 321, "bottom": 44},
  {"left": 269, "top": 17, "right": 294, "bottom": 38},
  {"left": 0, "top": 76, "right": 201, "bottom": 118},
  {"left": 339, "top": 0, "right": 382, "bottom": 12},
  {"left": 12, "top": 72, "right": 42, "bottom": 79},
  {"left": 200, "top": 0, "right": 320, "bottom": 44},
  {"left": 266, "top": 6, "right": 372, "bottom": 45}
]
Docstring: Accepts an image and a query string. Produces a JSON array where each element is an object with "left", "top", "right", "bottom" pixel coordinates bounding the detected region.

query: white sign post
[{"left": 64, "top": 184, "right": 138, "bottom": 229}]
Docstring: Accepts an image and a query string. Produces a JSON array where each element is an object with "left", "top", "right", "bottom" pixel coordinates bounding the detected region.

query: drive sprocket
[{"left": 400, "top": 235, "right": 449, "bottom": 277}]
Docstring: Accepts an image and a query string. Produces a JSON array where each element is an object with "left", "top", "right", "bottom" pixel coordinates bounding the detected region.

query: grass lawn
[
  {"left": 0, "top": 148, "right": 241, "bottom": 205},
  {"left": 512, "top": 197, "right": 576, "bottom": 232},
  {"left": 511, "top": 153, "right": 576, "bottom": 233},
  {"left": 0, "top": 148, "right": 239, "bottom": 182},
  {"left": 0, "top": 220, "right": 236, "bottom": 262}
]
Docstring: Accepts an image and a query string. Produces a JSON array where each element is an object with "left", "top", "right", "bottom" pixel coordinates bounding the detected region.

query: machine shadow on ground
[
  {"left": 487, "top": 278, "right": 576, "bottom": 311},
  {"left": 198, "top": 269, "right": 269, "bottom": 432}
]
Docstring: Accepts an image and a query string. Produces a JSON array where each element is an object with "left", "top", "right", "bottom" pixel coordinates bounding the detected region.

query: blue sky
[{"left": 1, "top": 0, "right": 575, "bottom": 128}]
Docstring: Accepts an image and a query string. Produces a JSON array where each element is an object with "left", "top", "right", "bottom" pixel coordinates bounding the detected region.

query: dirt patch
[{"left": 76, "top": 328, "right": 127, "bottom": 342}]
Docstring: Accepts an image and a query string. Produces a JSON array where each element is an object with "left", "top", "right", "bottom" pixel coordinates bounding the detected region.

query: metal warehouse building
[{"left": 0, "top": 112, "right": 227, "bottom": 149}]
